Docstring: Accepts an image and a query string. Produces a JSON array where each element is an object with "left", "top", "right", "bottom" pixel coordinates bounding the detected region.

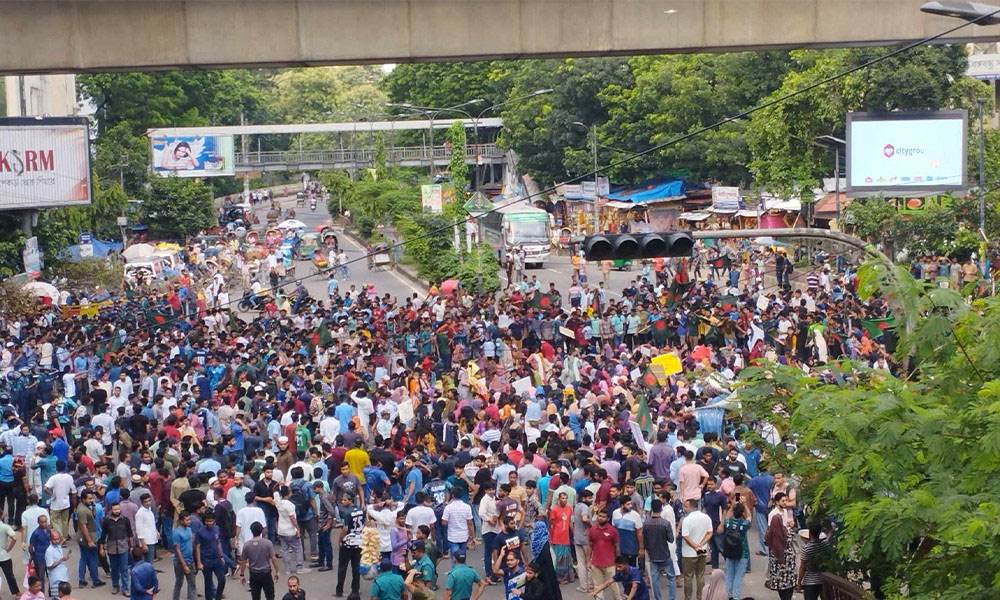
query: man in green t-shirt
[
  {"left": 444, "top": 552, "right": 485, "bottom": 600},
  {"left": 294, "top": 415, "right": 310, "bottom": 454},
  {"left": 370, "top": 558, "right": 405, "bottom": 600}
]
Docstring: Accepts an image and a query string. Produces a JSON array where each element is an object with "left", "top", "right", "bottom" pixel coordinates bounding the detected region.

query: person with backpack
[
  {"left": 211, "top": 488, "right": 237, "bottom": 576},
  {"left": 717, "top": 504, "right": 750, "bottom": 600},
  {"left": 274, "top": 486, "right": 310, "bottom": 576},
  {"left": 288, "top": 467, "right": 319, "bottom": 567}
]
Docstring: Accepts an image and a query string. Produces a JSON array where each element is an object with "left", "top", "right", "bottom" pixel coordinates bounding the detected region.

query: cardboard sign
[
  {"left": 513, "top": 377, "right": 534, "bottom": 397},
  {"left": 651, "top": 353, "right": 683, "bottom": 377},
  {"left": 397, "top": 399, "right": 414, "bottom": 423}
]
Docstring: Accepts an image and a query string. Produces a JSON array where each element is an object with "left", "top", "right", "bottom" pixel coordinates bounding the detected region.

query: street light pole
[
  {"left": 979, "top": 97, "right": 987, "bottom": 235},
  {"left": 591, "top": 124, "right": 599, "bottom": 234}
]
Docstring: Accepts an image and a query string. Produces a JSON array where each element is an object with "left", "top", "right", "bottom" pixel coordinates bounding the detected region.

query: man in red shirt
[{"left": 587, "top": 510, "right": 620, "bottom": 600}]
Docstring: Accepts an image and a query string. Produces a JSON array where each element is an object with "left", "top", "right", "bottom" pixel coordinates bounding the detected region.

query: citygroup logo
[{"left": 882, "top": 143, "right": 924, "bottom": 158}]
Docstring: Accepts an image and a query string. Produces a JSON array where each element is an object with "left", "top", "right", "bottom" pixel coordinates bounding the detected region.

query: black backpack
[
  {"left": 722, "top": 521, "right": 744, "bottom": 559},
  {"left": 290, "top": 481, "right": 310, "bottom": 520}
]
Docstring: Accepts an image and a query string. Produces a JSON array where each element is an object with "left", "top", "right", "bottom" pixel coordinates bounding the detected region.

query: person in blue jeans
[
  {"left": 746, "top": 465, "right": 774, "bottom": 555},
  {"left": 718, "top": 504, "right": 751, "bottom": 600},
  {"left": 194, "top": 511, "right": 227, "bottom": 600},
  {"left": 74, "top": 490, "right": 104, "bottom": 588}
]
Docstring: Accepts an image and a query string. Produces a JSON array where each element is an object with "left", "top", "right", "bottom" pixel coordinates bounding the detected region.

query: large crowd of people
[{"left": 0, "top": 219, "right": 894, "bottom": 600}]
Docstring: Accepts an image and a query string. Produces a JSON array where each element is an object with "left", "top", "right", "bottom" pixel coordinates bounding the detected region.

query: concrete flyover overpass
[{"left": 5, "top": 0, "right": 1000, "bottom": 75}]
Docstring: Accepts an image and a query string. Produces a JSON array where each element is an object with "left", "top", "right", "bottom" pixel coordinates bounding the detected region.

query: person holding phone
[{"left": 679, "top": 499, "right": 712, "bottom": 600}]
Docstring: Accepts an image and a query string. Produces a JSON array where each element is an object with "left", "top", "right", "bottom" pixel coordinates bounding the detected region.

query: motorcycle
[
  {"left": 310, "top": 199, "right": 317, "bottom": 211},
  {"left": 237, "top": 291, "right": 269, "bottom": 312}
]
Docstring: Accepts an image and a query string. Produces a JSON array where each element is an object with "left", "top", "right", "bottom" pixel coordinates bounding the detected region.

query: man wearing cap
[
  {"left": 443, "top": 551, "right": 485, "bottom": 600},
  {"left": 371, "top": 557, "right": 405, "bottom": 600},
  {"left": 409, "top": 540, "right": 435, "bottom": 590}
]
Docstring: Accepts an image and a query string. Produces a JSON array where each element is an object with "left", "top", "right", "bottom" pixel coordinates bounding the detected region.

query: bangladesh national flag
[
  {"left": 651, "top": 317, "right": 670, "bottom": 346},
  {"left": 863, "top": 317, "right": 895, "bottom": 339},
  {"left": 712, "top": 255, "right": 732, "bottom": 269},
  {"left": 641, "top": 366, "right": 662, "bottom": 391},
  {"left": 719, "top": 294, "right": 738, "bottom": 311},
  {"left": 310, "top": 322, "right": 333, "bottom": 349},
  {"left": 145, "top": 310, "right": 168, "bottom": 326},
  {"left": 529, "top": 291, "right": 557, "bottom": 309},
  {"left": 636, "top": 391, "right": 654, "bottom": 434},
  {"left": 663, "top": 280, "right": 695, "bottom": 308}
]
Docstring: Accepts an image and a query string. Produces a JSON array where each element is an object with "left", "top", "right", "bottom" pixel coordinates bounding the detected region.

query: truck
[{"left": 482, "top": 202, "right": 552, "bottom": 268}]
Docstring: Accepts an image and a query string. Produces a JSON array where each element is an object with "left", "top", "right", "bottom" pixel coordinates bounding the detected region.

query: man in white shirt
[
  {"left": 275, "top": 486, "right": 309, "bottom": 574},
  {"left": 318, "top": 410, "right": 340, "bottom": 444},
  {"left": 478, "top": 483, "right": 501, "bottom": 578},
  {"left": 367, "top": 499, "right": 404, "bottom": 553},
  {"left": 404, "top": 492, "right": 437, "bottom": 539},
  {"left": 234, "top": 494, "right": 266, "bottom": 554},
  {"left": 135, "top": 493, "right": 159, "bottom": 561},
  {"left": 43, "top": 465, "right": 75, "bottom": 539},
  {"left": 679, "top": 499, "right": 713, "bottom": 600},
  {"left": 441, "top": 495, "right": 475, "bottom": 564}
]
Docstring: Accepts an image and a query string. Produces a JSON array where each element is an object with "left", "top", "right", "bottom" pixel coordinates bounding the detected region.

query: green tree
[
  {"left": 79, "top": 70, "right": 269, "bottom": 135},
  {"left": 746, "top": 45, "right": 985, "bottom": 197},
  {"left": 446, "top": 121, "right": 468, "bottom": 193},
  {"left": 499, "top": 58, "right": 633, "bottom": 185},
  {"left": 92, "top": 122, "right": 151, "bottom": 199},
  {"left": 739, "top": 259, "right": 1000, "bottom": 600},
  {"left": 319, "top": 170, "right": 357, "bottom": 217},
  {"left": 386, "top": 61, "right": 510, "bottom": 112},
  {"left": 143, "top": 177, "right": 214, "bottom": 239},
  {"left": 599, "top": 52, "right": 792, "bottom": 183}
]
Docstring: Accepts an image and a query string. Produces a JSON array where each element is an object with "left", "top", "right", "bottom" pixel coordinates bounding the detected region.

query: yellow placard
[{"left": 651, "top": 353, "right": 682, "bottom": 377}]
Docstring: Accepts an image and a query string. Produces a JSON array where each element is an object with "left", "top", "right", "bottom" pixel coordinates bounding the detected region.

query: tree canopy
[{"left": 739, "top": 259, "right": 1000, "bottom": 600}]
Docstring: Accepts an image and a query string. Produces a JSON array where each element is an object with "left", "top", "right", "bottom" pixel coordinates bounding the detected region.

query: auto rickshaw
[
  {"left": 299, "top": 233, "right": 320, "bottom": 257},
  {"left": 372, "top": 242, "right": 392, "bottom": 271},
  {"left": 296, "top": 192, "right": 306, "bottom": 206},
  {"left": 613, "top": 258, "right": 632, "bottom": 271}
]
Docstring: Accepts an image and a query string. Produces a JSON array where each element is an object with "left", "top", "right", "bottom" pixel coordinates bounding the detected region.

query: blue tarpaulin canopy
[
  {"left": 57, "top": 239, "right": 123, "bottom": 262},
  {"left": 607, "top": 178, "right": 685, "bottom": 204}
]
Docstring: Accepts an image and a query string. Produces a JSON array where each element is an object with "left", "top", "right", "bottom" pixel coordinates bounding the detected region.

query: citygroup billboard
[
  {"left": 0, "top": 117, "right": 92, "bottom": 210},
  {"left": 150, "top": 135, "right": 235, "bottom": 178},
  {"left": 846, "top": 110, "right": 967, "bottom": 195}
]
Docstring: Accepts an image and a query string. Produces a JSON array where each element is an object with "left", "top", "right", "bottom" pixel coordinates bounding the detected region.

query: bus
[{"left": 482, "top": 203, "right": 552, "bottom": 268}]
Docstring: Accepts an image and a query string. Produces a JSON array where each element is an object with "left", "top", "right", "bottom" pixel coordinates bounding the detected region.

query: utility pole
[
  {"left": 978, "top": 97, "right": 987, "bottom": 275},
  {"left": 591, "top": 124, "right": 599, "bottom": 234},
  {"left": 240, "top": 112, "right": 250, "bottom": 200}
]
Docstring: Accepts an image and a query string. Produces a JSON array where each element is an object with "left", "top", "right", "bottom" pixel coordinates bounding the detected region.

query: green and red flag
[
  {"left": 310, "top": 322, "right": 333, "bottom": 349},
  {"left": 863, "top": 317, "right": 895, "bottom": 339},
  {"left": 719, "top": 294, "right": 738, "bottom": 311},
  {"left": 529, "top": 291, "right": 556, "bottom": 309},
  {"left": 663, "top": 280, "right": 695, "bottom": 308},
  {"left": 651, "top": 318, "right": 670, "bottom": 346},
  {"left": 145, "top": 310, "right": 168, "bottom": 326},
  {"left": 636, "top": 391, "right": 654, "bottom": 434}
]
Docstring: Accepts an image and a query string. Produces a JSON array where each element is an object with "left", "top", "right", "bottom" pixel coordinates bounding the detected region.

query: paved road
[
  {"left": 16, "top": 525, "right": 785, "bottom": 600},
  {"left": 238, "top": 195, "right": 425, "bottom": 304}
]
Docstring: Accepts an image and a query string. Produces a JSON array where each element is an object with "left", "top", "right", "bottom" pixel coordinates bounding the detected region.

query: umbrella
[
  {"left": 440, "top": 279, "right": 461, "bottom": 295},
  {"left": 122, "top": 243, "right": 155, "bottom": 261},
  {"left": 23, "top": 281, "right": 59, "bottom": 304},
  {"left": 277, "top": 219, "right": 306, "bottom": 230},
  {"left": 753, "top": 236, "right": 790, "bottom": 247}
]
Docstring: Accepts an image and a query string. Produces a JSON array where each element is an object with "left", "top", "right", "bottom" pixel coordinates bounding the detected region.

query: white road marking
[{"left": 338, "top": 229, "right": 425, "bottom": 296}]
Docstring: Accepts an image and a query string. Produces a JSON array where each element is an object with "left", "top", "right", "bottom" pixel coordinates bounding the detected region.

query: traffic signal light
[{"left": 582, "top": 232, "right": 694, "bottom": 261}]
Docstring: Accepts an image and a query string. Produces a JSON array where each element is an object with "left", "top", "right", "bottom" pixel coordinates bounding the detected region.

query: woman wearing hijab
[
  {"left": 764, "top": 492, "right": 798, "bottom": 600},
  {"left": 701, "top": 568, "right": 728, "bottom": 600}
]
